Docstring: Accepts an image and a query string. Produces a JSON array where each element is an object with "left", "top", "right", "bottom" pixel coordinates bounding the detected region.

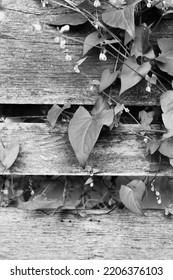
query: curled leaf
[
  {"left": 119, "top": 179, "right": 146, "bottom": 214},
  {"left": 47, "top": 103, "right": 71, "bottom": 128}
]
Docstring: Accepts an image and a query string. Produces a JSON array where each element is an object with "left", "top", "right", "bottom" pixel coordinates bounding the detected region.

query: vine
[
  {"left": 45, "top": 0, "right": 173, "bottom": 215},
  {"left": 1, "top": 0, "right": 173, "bottom": 215}
]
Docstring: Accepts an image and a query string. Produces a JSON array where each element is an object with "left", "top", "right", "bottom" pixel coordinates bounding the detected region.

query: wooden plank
[
  {"left": 0, "top": 0, "right": 172, "bottom": 105},
  {"left": 0, "top": 122, "right": 171, "bottom": 176},
  {"left": 0, "top": 208, "right": 172, "bottom": 259}
]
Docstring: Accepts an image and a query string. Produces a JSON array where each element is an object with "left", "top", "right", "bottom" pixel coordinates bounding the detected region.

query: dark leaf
[
  {"left": 119, "top": 179, "right": 146, "bottom": 214},
  {"left": 131, "top": 24, "right": 154, "bottom": 59},
  {"left": 77, "top": 0, "right": 96, "bottom": 13},
  {"left": 53, "top": 13, "right": 87, "bottom": 26},
  {"left": 120, "top": 56, "right": 151, "bottom": 94},
  {"left": 99, "top": 69, "right": 118, "bottom": 92}
]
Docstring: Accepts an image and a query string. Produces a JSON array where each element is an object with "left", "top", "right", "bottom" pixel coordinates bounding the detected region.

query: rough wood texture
[
  {"left": 0, "top": 122, "right": 171, "bottom": 175},
  {"left": 0, "top": 208, "right": 172, "bottom": 259},
  {"left": 0, "top": 0, "right": 172, "bottom": 105}
]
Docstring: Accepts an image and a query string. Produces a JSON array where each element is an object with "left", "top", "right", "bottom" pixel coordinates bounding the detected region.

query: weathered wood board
[
  {"left": 0, "top": 0, "right": 172, "bottom": 105},
  {"left": 0, "top": 208, "right": 172, "bottom": 260},
  {"left": 0, "top": 122, "right": 170, "bottom": 176}
]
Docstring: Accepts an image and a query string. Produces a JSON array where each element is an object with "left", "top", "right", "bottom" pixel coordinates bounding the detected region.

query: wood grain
[
  {"left": 0, "top": 0, "right": 172, "bottom": 105},
  {"left": 0, "top": 122, "right": 171, "bottom": 176},
  {"left": 0, "top": 208, "right": 172, "bottom": 259}
]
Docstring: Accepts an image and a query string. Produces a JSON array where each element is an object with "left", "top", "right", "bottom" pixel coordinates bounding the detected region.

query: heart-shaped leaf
[
  {"left": 138, "top": 110, "right": 154, "bottom": 131},
  {"left": 120, "top": 56, "right": 151, "bottom": 94},
  {"left": 68, "top": 106, "right": 103, "bottom": 168},
  {"left": 146, "top": 139, "right": 161, "bottom": 155},
  {"left": 0, "top": 140, "right": 20, "bottom": 170},
  {"left": 156, "top": 38, "right": 173, "bottom": 76},
  {"left": 102, "top": 0, "right": 141, "bottom": 38},
  {"left": 99, "top": 69, "right": 118, "bottom": 92},
  {"left": 119, "top": 179, "right": 146, "bottom": 214},
  {"left": 68, "top": 97, "right": 113, "bottom": 167},
  {"left": 83, "top": 32, "right": 107, "bottom": 56},
  {"left": 159, "top": 137, "right": 173, "bottom": 158},
  {"left": 47, "top": 103, "right": 71, "bottom": 128}
]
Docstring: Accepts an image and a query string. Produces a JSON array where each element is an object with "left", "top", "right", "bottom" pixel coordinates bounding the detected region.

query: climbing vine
[
  {"left": 45, "top": 0, "right": 173, "bottom": 215},
  {"left": 1, "top": 0, "right": 173, "bottom": 215}
]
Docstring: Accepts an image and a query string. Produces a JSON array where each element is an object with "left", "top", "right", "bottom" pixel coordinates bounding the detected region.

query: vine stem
[{"left": 52, "top": 0, "right": 166, "bottom": 94}]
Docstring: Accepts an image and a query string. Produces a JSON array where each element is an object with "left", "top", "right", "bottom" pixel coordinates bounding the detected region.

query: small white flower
[
  {"left": 31, "top": 190, "right": 35, "bottom": 195},
  {"left": 146, "top": 85, "right": 151, "bottom": 93},
  {"left": 60, "top": 38, "right": 66, "bottom": 49},
  {"left": 60, "top": 25, "right": 70, "bottom": 33},
  {"left": 54, "top": 36, "right": 60, "bottom": 43},
  {"left": 74, "top": 65, "right": 80, "bottom": 73},
  {"left": 2, "top": 189, "right": 8, "bottom": 195},
  {"left": 124, "top": 107, "right": 130, "bottom": 113},
  {"left": 156, "top": 191, "right": 160, "bottom": 196},
  {"left": 157, "top": 199, "right": 162, "bottom": 204},
  {"left": 144, "top": 137, "right": 148, "bottom": 143},
  {"left": 151, "top": 186, "right": 155, "bottom": 192},
  {"left": 90, "top": 182, "right": 94, "bottom": 187},
  {"left": 65, "top": 53, "right": 72, "bottom": 61},
  {"left": 94, "top": 0, "right": 101, "bottom": 7},
  {"left": 41, "top": 0, "right": 49, "bottom": 8},
  {"left": 99, "top": 52, "right": 107, "bottom": 61}
]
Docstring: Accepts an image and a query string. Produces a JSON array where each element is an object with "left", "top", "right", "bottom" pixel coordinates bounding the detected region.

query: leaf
[
  {"left": 99, "top": 69, "right": 118, "bottom": 92},
  {"left": 156, "top": 38, "right": 173, "bottom": 75},
  {"left": 138, "top": 110, "right": 154, "bottom": 131},
  {"left": 0, "top": 142, "right": 6, "bottom": 163},
  {"left": 159, "top": 137, "right": 173, "bottom": 158},
  {"left": 68, "top": 106, "right": 103, "bottom": 168},
  {"left": 120, "top": 56, "right": 151, "bottom": 94},
  {"left": 68, "top": 97, "right": 113, "bottom": 167},
  {"left": 119, "top": 180, "right": 146, "bottom": 214},
  {"left": 0, "top": 140, "right": 20, "bottom": 170},
  {"left": 162, "top": 110, "right": 173, "bottom": 139},
  {"left": 53, "top": 13, "right": 87, "bottom": 26},
  {"left": 95, "top": 109, "right": 114, "bottom": 126},
  {"left": 83, "top": 32, "right": 107, "bottom": 56},
  {"left": 47, "top": 103, "right": 71, "bottom": 128},
  {"left": 160, "top": 90, "right": 173, "bottom": 113},
  {"left": 160, "top": 91, "right": 173, "bottom": 139},
  {"left": 146, "top": 139, "right": 161, "bottom": 155},
  {"left": 102, "top": 0, "right": 141, "bottom": 38},
  {"left": 131, "top": 25, "right": 155, "bottom": 59},
  {"left": 77, "top": 0, "right": 97, "bottom": 13},
  {"left": 18, "top": 196, "right": 63, "bottom": 211},
  {"left": 91, "top": 95, "right": 109, "bottom": 115}
]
